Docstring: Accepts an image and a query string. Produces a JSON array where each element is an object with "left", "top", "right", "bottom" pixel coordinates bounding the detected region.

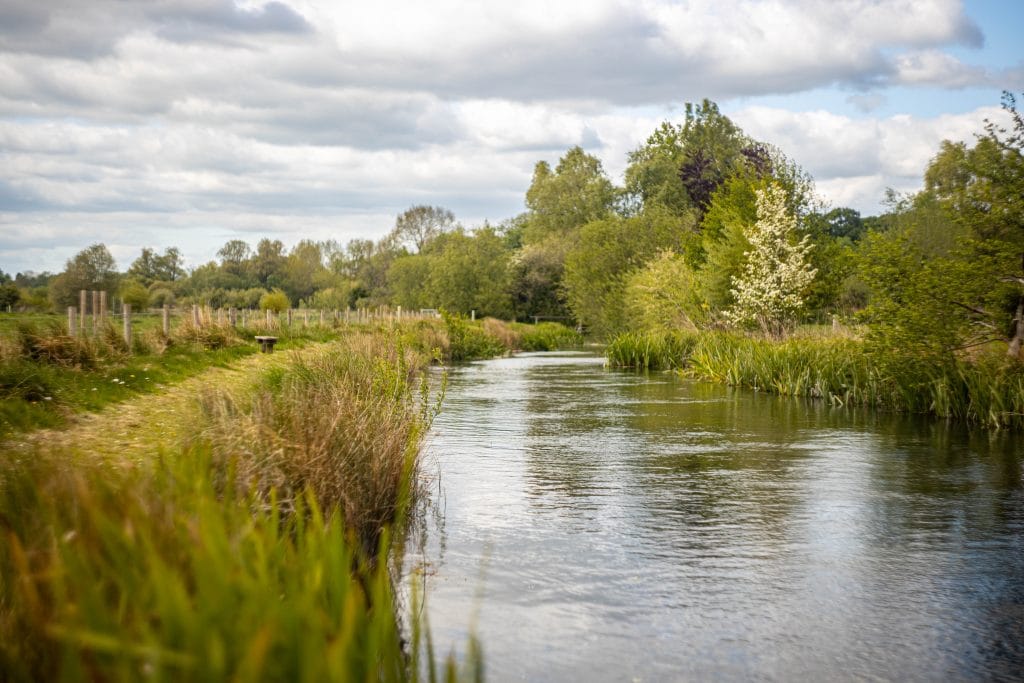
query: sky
[{"left": 1, "top": 0, "right": 1022, "bottom": 276}]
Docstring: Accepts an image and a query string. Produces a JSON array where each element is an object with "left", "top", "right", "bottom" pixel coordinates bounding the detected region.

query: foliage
[
  {"left": 624, "top": 250, "right": 709, "bottom": 331},
  {"left": 423, "top": 227, "right": 514, "bottom": 319},
  {"left": 564, "top": 208, "right": 694, "bottom": 337},
  {"left": 524, "top": 146, "right": 617, "bottom": 242},
  {"left": 624, "top": 99, "right": 762, "bottom": 219},
  {"left": 389, "top": 204, "right": 455, "bottom": 252},
  {"left": 0, "top": 283, "right": 20, "bottom": 309},
  {"left": 604, "top": 330, "right": 698, "bottom": 371},
  {"left": 726, "top": 183, "right": 817, "bottom": 335},
  {"left": 197, "top": 332, "right": 438, "bottom": 554},
  {"left": 441, "top": 310, "right": 507, "bottom": 362},
  {"left": 48, "top": 243, "right": 120, "bottom": 309},
  {"left": 511, "top": 321, "right": 582, "bottom": 351},
  {"left": 127, "top": 247, "right": 186, "bottom": 285},
  {"left": 606, "top": 328, "right": 1024, "bottom": 429},
  {"left": 120, "top": 278, "right": 151, "bottom": 310},
  {"left": 259, "top": 289, "right": 290, "bottom": 313},
  {"left": 508, "top": 238, "right": 572, "bottom": 321}
]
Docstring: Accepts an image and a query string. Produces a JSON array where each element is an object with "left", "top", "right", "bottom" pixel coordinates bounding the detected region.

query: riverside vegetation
[{"left": 0, "top": 312, "right": 579, "bottom": 681}]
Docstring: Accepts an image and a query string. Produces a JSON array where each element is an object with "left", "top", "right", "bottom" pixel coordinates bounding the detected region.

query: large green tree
[
  {"left": 524, "top": 146, "right": 617, "bottom": 243},
  {"left": 563, "top": 208, "right": 694, "bottom": 337},
  {"left": 49, "top": 243, "right": 120, "bottom": 309},
  {"left": 860, "top": 92, "right": 1024, "bottom": 360},
  {"left": 624, "top": 99, "right": 757, "bottom": 220}
]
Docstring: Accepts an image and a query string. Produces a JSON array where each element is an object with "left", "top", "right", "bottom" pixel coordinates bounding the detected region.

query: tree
[
  {"left": 217, "top": 240, "right": 252, "bottom": 279},
  {"left": 252, "top": 239, "right": 287, "bottom": 288},
  {"left": 49, "top": 243, "right": 120, "bottom": 309},
  {"left": 389, "top": 205, "right": 455, "bottom": 253},
  {"left": 425, "top": 227, "right": 513, "bottom": 319},
  {"left": 624, "top": 251, "right": 708, "bottom": 331},
  {"left": 508, "top": 240, "right": 572, "bottom": 321},
  {"left": 563, "top": 207, "right": 694, "bottom": 337},
  {"left": 128, "top": 247, "right": 186, "bottom": 285},
  {"left": 870, "top": 91, "right": 1024, "bottom": 359},
  {"left": 0, "top": 283, "right": 19, "bottom": 310},
  {"left": 625, "top": 100, "right": 754, "bottom": 220},
  {"left": 524, "top": 146, "right": 617, "bottom": 242},
  {"left": 120, "top": 279, "right": 151, "bottom": 310},
  {"left": 726, "top": 183, "right": 816, "bottom": 335}
]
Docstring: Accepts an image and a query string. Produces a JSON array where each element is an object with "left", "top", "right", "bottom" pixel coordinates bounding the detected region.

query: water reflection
[{"left": 420, "top": 352, "right": 1024, "bottom": 681}]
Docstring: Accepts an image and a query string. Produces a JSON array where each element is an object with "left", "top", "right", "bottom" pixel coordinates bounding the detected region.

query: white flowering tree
[{"left": 726, "top": 183, "right": 816, "bottom": 336}]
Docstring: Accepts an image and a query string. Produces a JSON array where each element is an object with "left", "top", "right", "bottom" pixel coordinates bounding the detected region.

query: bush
[
  {"left": 513, "top": 321, "right": 582, "bottom": 351},
  {"left": 259, "top": 289, "right": 289, "bottom": 313},
  {"left": 442, "top": 311, "right": 506, "bottom": 361}
]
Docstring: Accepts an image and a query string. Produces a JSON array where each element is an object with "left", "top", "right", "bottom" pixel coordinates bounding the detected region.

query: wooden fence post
[
  {"left": 287, "top": 309, "right": 293, "bottom": 327},
  {"left": 68, "top": 307, "right": 77, "bottom": 335},
  {"left": 242, "top": 308, "right": 247, "bottom": 327},
  {"left": 266, "top": 309, "right": 273, "bottom": 327},
  {"left": 162, "top": 304, "right": 170, "bottom": 336},
  {"left": 123, "top": 304, "right": 132, "bottom": 349},
  {"left": 99, "top": 291, "right": 108, "bottom": 325},
  {"left": 192, "top": 304, "right": 201, "bottom": 327},
  {"left": 79, "top": 290, "right": 87, "bottom": 333},
  {"left": 91, "top": 290, "right": 99, "bottom": 335}
]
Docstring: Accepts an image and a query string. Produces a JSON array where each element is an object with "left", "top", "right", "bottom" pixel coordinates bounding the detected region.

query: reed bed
[
  {"left": 196, "top": 332, "right": 441, "bottom": 555},
  {"left": 0, "top": 329, "right": 478, "bottom": 681},
  {"left": 606, "top": 329, "right": 1024, "bottom": 429}
]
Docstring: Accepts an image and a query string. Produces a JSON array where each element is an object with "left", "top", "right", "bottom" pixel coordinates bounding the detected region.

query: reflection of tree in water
[{"left": 864, "top": 419, "right": 1023, "bottom": 537}]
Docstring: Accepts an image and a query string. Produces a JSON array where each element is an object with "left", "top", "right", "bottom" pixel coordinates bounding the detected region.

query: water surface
[{"left": 418, "top": 352, "right": 1023, "bottom": 681}]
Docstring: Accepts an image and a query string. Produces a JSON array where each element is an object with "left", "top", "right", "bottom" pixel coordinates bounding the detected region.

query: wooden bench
[{"left": 255, "top": 335, "right": 279, "bottom": 353}]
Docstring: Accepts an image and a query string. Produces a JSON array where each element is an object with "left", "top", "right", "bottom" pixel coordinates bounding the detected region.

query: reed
[
  {"left": 606, "top": 328, "right": 1024, "bottom": 429},
  {"left": 196, "top": 332, "right": 441, "bottom": 555},
  {"left": 604, "top": 330, "right": 698, "bottom": 371}
]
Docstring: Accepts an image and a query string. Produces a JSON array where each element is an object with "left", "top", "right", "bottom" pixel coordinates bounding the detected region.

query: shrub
[{"left": 259, "top": 289, "right": 289, "bottom": 313}]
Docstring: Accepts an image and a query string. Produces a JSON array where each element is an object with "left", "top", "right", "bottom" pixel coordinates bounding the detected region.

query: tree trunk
[{"left": 1009, "top": 296, "right": 1024, "bottom": 360}]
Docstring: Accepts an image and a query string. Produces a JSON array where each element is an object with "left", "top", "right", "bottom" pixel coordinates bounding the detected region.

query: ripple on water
[{"left": 418, "top": 352, "right": 1024, "bottom": 682}]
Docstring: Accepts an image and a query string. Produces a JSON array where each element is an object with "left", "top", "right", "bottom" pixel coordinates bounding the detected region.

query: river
[{"left": 417, "top": 351, "right": 1023, "bottom": 681}]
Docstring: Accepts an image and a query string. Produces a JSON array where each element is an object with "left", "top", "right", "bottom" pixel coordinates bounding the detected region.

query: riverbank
[
  {"left": 0, "top": 315, "right": 579, "bottom": 680},
  {"left": 606, "top": 328, "right": 1024, "bottom": 430}
]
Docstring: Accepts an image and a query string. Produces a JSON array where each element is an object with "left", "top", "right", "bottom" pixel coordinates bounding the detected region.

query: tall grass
[
  {"left": 0, "top": 330, "right": 479, "bottom": 681},
  {"left": 605, "top": 329, "right": 1024, "bottom": 429},
  {"left": 197, "top": 332, "right": 441, "bottom": 555},
  {"left": 604, "top": 330, "right": 697, "bottom": 371}
]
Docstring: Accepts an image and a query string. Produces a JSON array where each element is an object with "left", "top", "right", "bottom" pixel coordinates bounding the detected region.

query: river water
[{"left": 417, "top": 351, "right": 1023, "bottom": 681}]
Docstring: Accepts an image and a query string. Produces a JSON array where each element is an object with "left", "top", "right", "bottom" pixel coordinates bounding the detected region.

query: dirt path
[{"left": 4, "top": 346, "right": 302, "bottom": 463}]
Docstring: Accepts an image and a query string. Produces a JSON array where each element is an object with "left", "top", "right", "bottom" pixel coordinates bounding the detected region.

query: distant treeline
[{"left": 4, "top": 94, "right": 1022, "bottom": 362}]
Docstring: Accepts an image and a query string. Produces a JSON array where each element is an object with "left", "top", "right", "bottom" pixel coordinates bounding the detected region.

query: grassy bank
[
  {"left": 0, "top": 311, "right": 581, "bottom": 440},
  {"left": 606, "top": 329, "right": 1024, "bottom": 430},
  {"left": 0, "top": 327, "right": 479, "bottom": 681}
]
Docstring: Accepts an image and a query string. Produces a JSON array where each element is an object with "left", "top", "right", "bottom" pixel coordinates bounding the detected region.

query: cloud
[
  {"left": 0, "top": 0, "right": 1014, "bottom": 275},
  {"left": 731, "top": 104, "right": 1007, "bottom": 211},
  {"left": 0, "top": 0, "right": 311, "bottom": 59}
]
